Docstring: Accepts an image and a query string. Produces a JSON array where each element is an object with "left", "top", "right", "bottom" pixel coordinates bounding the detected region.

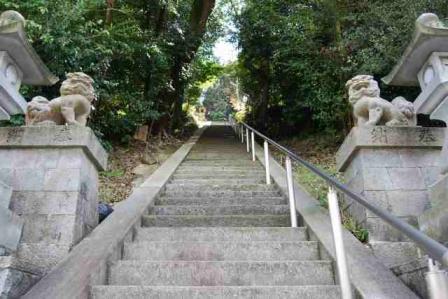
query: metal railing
[{"left": 229, "top": 118, "right": 448, "bottom": 299}]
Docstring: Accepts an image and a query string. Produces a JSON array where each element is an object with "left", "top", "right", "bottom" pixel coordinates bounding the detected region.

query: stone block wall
[
  {"left": 342, "top": 148, "right": 440, "bottom": 241},
  {"left": 0, "top": 126, "right": 107, "bottom": 274},
  {"left": 336, "top": 126, "right": 445, "bottom": 242}
]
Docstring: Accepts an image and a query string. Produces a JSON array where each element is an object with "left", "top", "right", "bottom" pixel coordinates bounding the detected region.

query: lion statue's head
[
  {"left": 345, "top": 75, "right": 380, "bottom": 105},
  {"left": 60, "top": 72, "right": 96, "bottom": 102}
]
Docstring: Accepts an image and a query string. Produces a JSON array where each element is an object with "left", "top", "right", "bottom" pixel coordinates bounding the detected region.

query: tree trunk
[
  {"left": 255, "top": 59, "right": 270, "bottom": 130},
  {"left": 106, "top": 0, "right": 114, "bottom": 25}
]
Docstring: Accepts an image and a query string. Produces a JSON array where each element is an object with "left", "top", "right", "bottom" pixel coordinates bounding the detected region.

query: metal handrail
[{"left": 237, "top": 121, "right": 448, "bottom": 267}]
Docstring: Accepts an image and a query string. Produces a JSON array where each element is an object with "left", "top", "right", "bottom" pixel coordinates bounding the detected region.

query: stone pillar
[
  {"left": 336, "top": 126, "right": 444, "bottom": 266},
  {"left": 0, "top": 126, "right": 107, "bottom": 276}
]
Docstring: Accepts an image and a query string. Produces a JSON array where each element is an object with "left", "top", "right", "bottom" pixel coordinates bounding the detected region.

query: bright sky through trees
[{"left": 213, "top": 38, "right": 238, "bottom": 64}]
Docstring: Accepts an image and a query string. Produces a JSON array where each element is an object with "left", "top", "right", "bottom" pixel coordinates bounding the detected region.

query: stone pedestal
[
  {"left": 336, "top": 126, "right": 444, "bottom": 268},
  {"left": 419, "top": 175, "right": 448, "bottom": 245},
  {"left": 0, "top": 126, "right": 107, "bottom": 276}
]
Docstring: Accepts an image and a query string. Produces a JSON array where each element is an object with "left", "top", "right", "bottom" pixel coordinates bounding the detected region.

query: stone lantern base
[
  {"left": 336, "top": 126, "right": 444, "bottom": 267},
  {"left": 0, "top": 126, "right": 107, "bottom": 296}
]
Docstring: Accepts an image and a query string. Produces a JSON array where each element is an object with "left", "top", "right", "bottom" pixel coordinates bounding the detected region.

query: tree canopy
[
  {"left": 0, "top": 0, "right": 222, "bottom": 144},
  {"left": 233, "top": 0, "right": 448, "bottom": 137},
  {"left": 2, "top": 0, "right": 448, "bottom": 144}
]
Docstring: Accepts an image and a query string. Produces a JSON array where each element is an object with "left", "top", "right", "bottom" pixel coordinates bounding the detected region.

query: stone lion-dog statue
[
  {"left": 26, "top": 72, "right": 95, "bottom": 126},
  {"left": 346, "top": 75, "right": 416, "bottom": 127}
]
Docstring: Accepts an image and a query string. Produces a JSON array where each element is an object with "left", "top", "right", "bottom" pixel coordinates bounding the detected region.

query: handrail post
[
  {"left": 426, "top": 258, "right": 448, "bottom": 299},
  {"left": 328, "top": 187, "right": 353, "bottom": 299},
  {"left": 241, "top": 126, "right": 244, "bottom": 143},
  {"left": 264, "top": 141, "right": 271, "bottom": 185},
  {"left": 285, "top": 156, "right": 298, "bottom": 227},
  {"left": 251, "top": 131, "right": 256, "bottom": 161},
  {"left": 246, "top": 128, "right": 250, "bottom": 153}
]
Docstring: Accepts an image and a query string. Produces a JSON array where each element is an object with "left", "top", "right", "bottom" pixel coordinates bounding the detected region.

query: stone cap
[
  {"left": 383, "top": 13, "right": 448, "bottom": 87},
  {"left": 0, "top": 18, "right": 58, "bottom": 86},
  {"left": 0, "top": 126, "right": 108, "bottom": 171},
  {"left": 336, "top": 126, "right": 445, "bottom": 171}
]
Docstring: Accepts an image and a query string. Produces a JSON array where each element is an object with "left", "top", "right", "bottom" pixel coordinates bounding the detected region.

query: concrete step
[
  {"left": 177, "top": 165, "right": 263, "bottom": 171},
  {"left": 151, "top": 205, "right": 289, "bottom": 216},
  {"left": 174, "top": 170, "right": 265, "bottom": 176},
  {"left": 176, "top": 163, "right": 261, "bottom": 168},
  {"left": 123, "top": 241, "right": 319, "bottom": 261},
  {"left": 186, "top": 155, "right": 251, "bottom": 160},
  {"left": 91, "top": 285, "right": 341, "bottom": 299},
  {"left": 175, "top": 169, "right": 264, "bottom": 175},
  {"left": 170, "top": 178, "right": 267, "bottom": 185},
  {"left": 109, "top": 261, "right": 335, "bottom": 286},
  {"left": 142, "top": 215, "right": 291, "bottom": 227},
  {"left": 162, "top": 190, "right": 281, "bottom": 198},
  {"left": 172, "top": 173, "right": 265, "bottom": 179},
  {"left": 134, "top": 227, "right": 308, "bottom": 242},
  {"left": 164, "top": 184, "right": 277, "bottom": 192},
  {"left": 181, "top": 162, "right": 262, "bottom": 167},
  {"left": 156, "top": 196, "right": 286, "bottom": 206}
]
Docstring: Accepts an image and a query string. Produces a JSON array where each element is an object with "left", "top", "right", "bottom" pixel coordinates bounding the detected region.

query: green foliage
[
  {"left": 0, "top": 0, "right": 221, "bottom": 143},
  {"left": 234, "top": 0, "right": 448, "bottom": 136},
  {"left": 100, "top": 169, "right": 125, "bottom": 178},
  {"left": 0, "top": 115, "right": 25, "bottom": 127}
]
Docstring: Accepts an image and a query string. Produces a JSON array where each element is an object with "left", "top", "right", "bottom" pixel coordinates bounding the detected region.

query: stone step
[
  {"left": 174, "top": 170, "right": 265, "bottom": 176},
  {"left": 109, "top": 261, "right": 335, "bottom": 286},
  {"left": 123, "top": 241, "right": 319, "bottom": 261},
  {"left": 177, "top": 165, "right": 263, "bottom": 171},
  {"left": 186, "top": 155, "right": 251, "bottom": 160},
  {"left": 91, "top": 285, "right": 341, "bottom": 299},
  {"left": 164, "top": 184, "right": 277, "bottom": 192},
  {"left": 134, "top": 227, "right": 308, "bottom": 242},
  {"left": 172, "top": 173, "right": 265, "bottom": 179},
  {"left": 142, "top": 215, "right": 291, "bottom": 227},
  {"left": 151, "top": 205, "right": 289, "bottom": 216},
  {"left": 162, "top": 190, "right": 281, "bottom": 198},
  {"left": 176, "top": 163, "right": 262, "bottom": 168},
  {"left": 156, "top": 196, "right": 286, "bottom": 206},
  {"left": 180, "top": 161, "right": 260, "bottom": 167},
  {"left": 170, "top": 178, "right": 267, "bottom": 185}
]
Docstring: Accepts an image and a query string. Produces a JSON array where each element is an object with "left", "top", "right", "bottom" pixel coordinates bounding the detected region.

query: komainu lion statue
[
  {"left": 26, "top": 72, "right": 95, "bottom": 126},
  {"left": 346, "top": 75, "right": 416, "bottom": 127}
]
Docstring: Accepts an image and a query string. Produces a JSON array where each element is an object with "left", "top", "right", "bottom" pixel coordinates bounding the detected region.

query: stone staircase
[{"left": 91, "top": 126, "right": 341, "bottom": 298}]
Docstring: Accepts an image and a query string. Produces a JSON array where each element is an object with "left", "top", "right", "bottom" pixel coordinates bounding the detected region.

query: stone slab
[
  {"left": 419, "top": 174, "right": 448, "bottom": 245},
  {"left": 0, "top": 126, "right": 107, "bottom": 171},
  {"left": 336, "top": 126, "right": 444, "bottom": 171},
  {"left": 91, "top": 285, "right": 342, "bottom": 299},
  {"left": 0, "top": 206, "right": 23, "bottom": 252},
  {"left": 109, "top": 260, "right": 334, "bottom": 286},
  {"left": 0, "top": 180, "right": 11, "bottom": 209},
  {"left": 391, "top": 258, "right": 428, "bottom": 299},
  {"left": 135, "top": 227, "right": 308, "bottom": 242},
  {"left": 0, "top": 265, "right": 39, "bottom": 298},
  {"left": 10, "top": 191, "right": 79, "bottom": 215},
  {"left": 370, "top": 241, "right": 418, "bottom": 268}
]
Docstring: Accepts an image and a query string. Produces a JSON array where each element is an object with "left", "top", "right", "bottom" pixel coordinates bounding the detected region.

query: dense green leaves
[
  {"left": 0, "top": 0, "right": 220, "bottom": 143},
  {"left": 235, "top": 0, "right": 448, "bottom": 137}
]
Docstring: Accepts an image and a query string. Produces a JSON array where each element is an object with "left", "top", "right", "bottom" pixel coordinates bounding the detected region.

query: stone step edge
[{"left": 111, "top": 260, "right": 333, "bottom": 266}]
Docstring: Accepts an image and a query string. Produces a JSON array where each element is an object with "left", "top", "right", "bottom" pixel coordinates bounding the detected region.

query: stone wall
[{"left": 0, "top": 126, "right": 107, "bottom": 296}]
